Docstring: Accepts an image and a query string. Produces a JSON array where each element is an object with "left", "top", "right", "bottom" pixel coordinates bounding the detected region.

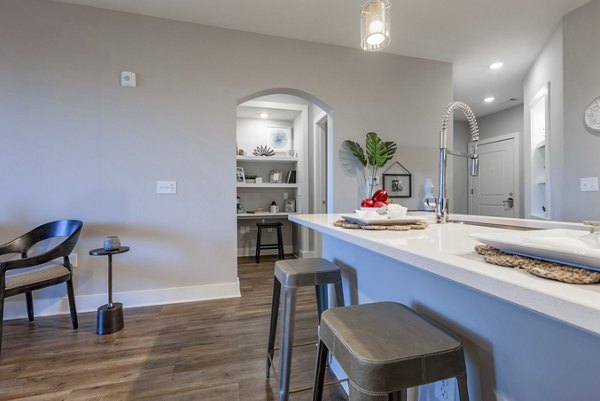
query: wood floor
[{"left": 0, "top": 256, "right": 347, "bottom": 401}]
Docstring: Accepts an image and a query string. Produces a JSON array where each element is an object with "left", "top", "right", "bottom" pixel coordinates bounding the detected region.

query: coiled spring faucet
[{"left": 426, "top": 102, "right": 480, "bottom": 223}]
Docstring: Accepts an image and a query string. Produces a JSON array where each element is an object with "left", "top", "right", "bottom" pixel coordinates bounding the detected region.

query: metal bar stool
[
  {"left": 256, "top": 222, "right": 284, "bottom": 263},
  {"left": 313, "top": 302, "right": 469, "bottom": 401},
  {"left": 266, "top": 258, "right": 345, "bottom": 401}
]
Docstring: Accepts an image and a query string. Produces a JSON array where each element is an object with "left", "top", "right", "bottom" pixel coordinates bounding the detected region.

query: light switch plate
[
  {"left": 580, "top": 177, "right": 598, "bottom": 192},
  {"left": 157, "top": 181, "right": 177, "bottom": 194}
]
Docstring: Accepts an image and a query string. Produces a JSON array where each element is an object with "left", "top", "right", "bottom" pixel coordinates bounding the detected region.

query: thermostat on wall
[{"left": 120, "top": 71, "right": 137, "bottom": 88}]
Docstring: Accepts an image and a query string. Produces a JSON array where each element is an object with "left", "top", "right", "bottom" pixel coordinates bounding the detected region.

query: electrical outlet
[
  {"left": 580, "top": 177, "right": 598, "bottom": 192},
  {"left": 434, "top": 379, "right": 456, "bottom": 401},
  {"left": 69, "top": 253, "right": 78, "bottom": 268}
]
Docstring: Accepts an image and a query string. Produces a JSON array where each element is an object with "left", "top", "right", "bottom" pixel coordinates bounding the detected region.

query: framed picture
[
  {"left": 267, "top": 127, "right": 292, "bottom": 151},
  {"left": 236, "top": 167, "right": 245, "bottom": 183},
  {"left": 383, "top": 173, "right": 412, "bottom": 198},
  {"left": 269, "top": 169, "right": 283, "bottom": 183},
  {"left": 284, "top": 199, "right": 296, "bottom": 213}
]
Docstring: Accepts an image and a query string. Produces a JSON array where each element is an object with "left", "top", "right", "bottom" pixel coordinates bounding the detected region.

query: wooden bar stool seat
[
  {"left": 255, "top": 222, "right": 284, "bottom": 263},
  {"left": 266, "top": 258, "right": 345, "bottom": 401},
  {"left": 313, "top": 302, "right": 469, "bottom": 401}
]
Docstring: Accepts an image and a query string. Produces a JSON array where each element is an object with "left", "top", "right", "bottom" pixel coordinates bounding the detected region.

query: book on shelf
[{"left": 286, "top": 170, "right": 296, "bottom": 184}]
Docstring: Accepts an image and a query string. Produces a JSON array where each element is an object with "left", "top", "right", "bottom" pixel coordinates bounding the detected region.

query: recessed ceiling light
[
  {"left": 260, "top": 113, "right": 269, "bottom": 119},
  {"left": 484, "top": 97, "right": 495, "bottom": 103},
  {"left": 490, "top": 62, "right": 504, "bottom": 70}
]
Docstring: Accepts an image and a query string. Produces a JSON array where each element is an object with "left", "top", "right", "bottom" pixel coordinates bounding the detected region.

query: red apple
[
  {"left": 371, "top": 189, "right": 389, "bottom": 202},
  {"left": 374, "top": 201, "right": 386, "bottom": 208},
  {"left": 361, "top": 199, "right": 375, "bottom": 207}
]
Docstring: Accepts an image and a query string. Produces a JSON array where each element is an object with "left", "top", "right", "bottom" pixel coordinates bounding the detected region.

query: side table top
[{"left": 89, "top": 246, "right": 130, "bottom": 256}]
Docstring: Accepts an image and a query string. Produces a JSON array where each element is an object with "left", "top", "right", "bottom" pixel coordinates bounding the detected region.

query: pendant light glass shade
[{"left": 360, "top": 0, "right": 391, "bottom": 51}]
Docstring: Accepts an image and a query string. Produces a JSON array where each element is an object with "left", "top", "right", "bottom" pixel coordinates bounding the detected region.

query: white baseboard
[
  {"left": 299, "top": 250, "right": 316, "bottom": 258},
  {"left": 3, "top": 280, "right": 241, "bottom": 320}
]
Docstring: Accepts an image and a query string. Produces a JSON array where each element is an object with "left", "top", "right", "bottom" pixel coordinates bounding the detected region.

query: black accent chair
[{"left": 0, "top": 220, "right": 83, "bottom": 355}]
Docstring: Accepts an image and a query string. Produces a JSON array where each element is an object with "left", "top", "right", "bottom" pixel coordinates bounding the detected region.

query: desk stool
[
  {"left": 256, "top": 222, "right": 284, "bottom": 263},
  {"left": 313, "top": 302, "right": 469, "bottom": 401},
  {"left": 266, "top": 258, "right": 344, "bottom": 401}
]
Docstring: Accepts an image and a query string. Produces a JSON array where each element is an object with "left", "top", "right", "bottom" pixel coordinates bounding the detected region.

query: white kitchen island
[{"left": 290, "top": 213, "right": 600, "bottom": 401}]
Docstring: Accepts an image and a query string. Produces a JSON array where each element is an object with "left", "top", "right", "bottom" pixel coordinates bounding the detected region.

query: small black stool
[
  {"left": 266, "top": 258, "right": 345, "bottom": 401},
  {"left": 256, "top": 222, "right": 284, "bottom": 263},
  {"left": 313, "top": 302, "right": 469, "bottom": 401}
]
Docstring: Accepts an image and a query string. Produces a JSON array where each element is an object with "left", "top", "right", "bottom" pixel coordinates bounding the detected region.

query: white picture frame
[
  {"left": 267, "top": 127, "right": 292, "bottom": 151},
  {"left": 236, "top": 167, "right": 245, "bottom": 183}
]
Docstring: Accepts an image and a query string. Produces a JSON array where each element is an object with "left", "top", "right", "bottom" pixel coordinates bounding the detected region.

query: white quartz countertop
[{"left": 290, "top": 213, "right": 600, "bottom": 336}]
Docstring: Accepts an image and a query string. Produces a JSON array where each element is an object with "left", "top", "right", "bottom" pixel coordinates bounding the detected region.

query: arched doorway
[{"left": 235, "top": 89, "right": 333, "bottom": 262}]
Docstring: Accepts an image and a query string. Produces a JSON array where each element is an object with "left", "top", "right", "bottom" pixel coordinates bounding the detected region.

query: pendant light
[{"left": 360, "top": 0, "right": 391, "bottom": 51}]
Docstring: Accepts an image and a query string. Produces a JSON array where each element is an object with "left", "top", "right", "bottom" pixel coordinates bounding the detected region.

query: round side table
[{"left": 89, "top": 246, "right": 130, "bottom": 335}]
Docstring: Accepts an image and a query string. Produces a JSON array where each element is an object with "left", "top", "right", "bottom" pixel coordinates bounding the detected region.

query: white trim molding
[{"left": 3, "top": 280, "right": 241, "bottom": 320}]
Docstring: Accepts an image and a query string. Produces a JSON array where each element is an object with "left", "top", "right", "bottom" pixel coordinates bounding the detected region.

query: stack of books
[{"left": 286, "top": 170, "right": 297, "bottom": 184}]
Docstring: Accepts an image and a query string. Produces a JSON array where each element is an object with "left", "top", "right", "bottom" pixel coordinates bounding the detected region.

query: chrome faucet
[{"left": 426, "top": 101, "right": 480, "bottom": 223}]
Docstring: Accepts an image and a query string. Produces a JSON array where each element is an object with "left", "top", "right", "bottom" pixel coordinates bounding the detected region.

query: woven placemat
[
  {"left": 474, "top": 244, "right": 600, "bottom": 284},
  {"left": 334, "top": 220, "right": 428, "bottom": 231}
]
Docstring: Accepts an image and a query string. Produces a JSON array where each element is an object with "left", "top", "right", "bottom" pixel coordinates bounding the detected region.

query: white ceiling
[{"left": 52, "top": 0, "right": 590, "bottom": 118}]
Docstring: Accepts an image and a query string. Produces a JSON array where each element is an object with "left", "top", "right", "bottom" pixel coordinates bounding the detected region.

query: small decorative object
[
  {"left": 245, "top": 175, "right": 257, "bottom": 184},
  {"left": 237, "top": 149, "right": 246, "bottom": 156},
  {"left": 584, "top": 96, "right": 600, "bottom": 132},
  {"left": 345, "top": 132, "right": 397, "bottom": 199},
  {"left": 236, "top": 167, "right": 245, "bottom": 183},
  {"left": 237, "top": 196, "right": 245, "bottom": 214},
  {"left": 255, "top": 177, "right": 263, "bottom": 184},
  {"left": 253, "top": 145, "right": 275, "bottom": 157},
  {"left": 267, "top": 127, "right": 292, "bottom": 151},
  {"left": 103, "top": 236, "right": 121, "bottom": 251},
  {"left": 423, "top": 178, "right": 435, "bottom": 211},
  {"left": 269, "top": 169, "right": 283, "bottom": 183},
  {"left": 270, "top": 201, "right": 279, "bottom": 213},
  {"left": 284, "top": 199, "right": 296, "bottom": 213},
  {"left": 382, "top": 161, "right": 412, "bottom": 198},
  {"left": 286, "top": 149, "right": 296, "bottom": 158}
]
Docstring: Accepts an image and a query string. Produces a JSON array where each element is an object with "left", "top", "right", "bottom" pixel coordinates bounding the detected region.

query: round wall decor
[{"left": 584, "top": 96, "right": 600, "bottom": 132}]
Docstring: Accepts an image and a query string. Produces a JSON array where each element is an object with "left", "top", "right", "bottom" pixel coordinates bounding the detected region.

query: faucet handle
[{"left": 583, "top": 221, "right": 600, "bottom": 233}]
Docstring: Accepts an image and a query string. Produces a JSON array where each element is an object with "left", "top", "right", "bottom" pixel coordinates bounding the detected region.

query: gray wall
[
  {"left": 0, "top": 0, "right": 451, "bottom": 317},
  {"left": 452, "top": 121, "right": 469, "bottom": 214},
  {"left": 452, "top": 105, "right": 524, "bottom": 215},
  {"left": 562, "top": 0, "right": 600, "bottom": 221},
  {"left": 524, "top": 23, "right": 564, "bottom": 220}
]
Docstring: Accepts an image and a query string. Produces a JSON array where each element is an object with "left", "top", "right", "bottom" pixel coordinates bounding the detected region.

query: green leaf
[
  {"left": 345, "top": 132, "right": 397, "bottom": 170},
  {"left": 344, "top": 140, "right": 367, "bottom": 167}
]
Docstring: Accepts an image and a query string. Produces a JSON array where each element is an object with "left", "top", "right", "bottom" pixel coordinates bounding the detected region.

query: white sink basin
[{"left": 470, "top": 229, "right": 600, "bottom": 271}]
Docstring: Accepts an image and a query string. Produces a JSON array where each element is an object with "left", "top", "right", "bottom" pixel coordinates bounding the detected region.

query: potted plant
[{"left": 345, "top": 132, "right": 397, "bottom": 199}]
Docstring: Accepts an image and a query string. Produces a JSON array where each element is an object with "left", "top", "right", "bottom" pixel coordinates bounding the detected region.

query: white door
[{"left": 469, "top": 138, "right": 515, "bottom": 217}]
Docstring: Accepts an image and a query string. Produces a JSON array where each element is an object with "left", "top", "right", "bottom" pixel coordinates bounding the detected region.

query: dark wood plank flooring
[{"left": 0, "top": 255, "right": 347, "bottom": 401}]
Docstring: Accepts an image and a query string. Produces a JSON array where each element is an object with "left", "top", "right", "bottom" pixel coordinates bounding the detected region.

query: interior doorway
[
  {"left": 235, "top": 90, "right": 332, "bottom": 264},
  {"left": 468, "top": 133, "right": 520, "bottom": 217},
  {"left": 309, "top": 111, "right": 328, "bottom": 257}
]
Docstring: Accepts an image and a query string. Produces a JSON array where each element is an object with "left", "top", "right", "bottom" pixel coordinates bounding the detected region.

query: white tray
[
  {"left": 341, "top": 214, "right": 424, "bottom": 226},
  {"left": 470, "top": 229, "right": 600, "bottom": 271}
]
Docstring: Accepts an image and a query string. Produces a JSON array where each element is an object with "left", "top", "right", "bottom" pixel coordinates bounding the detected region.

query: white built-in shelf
[
  {"left": 534, "top": 140, "right": 546, "bottom": 149},
  {"left": 535, "top": 176, "right": 547, "bottom": 184},
  {"left": 236, "top": 156, "right": 298, "bottom": 163},
  {"left": 237, "top": 183, "right": 298, "bottom": 188},
  {"left": 237, "top": 212, "right": 298, "bottom": 219}
]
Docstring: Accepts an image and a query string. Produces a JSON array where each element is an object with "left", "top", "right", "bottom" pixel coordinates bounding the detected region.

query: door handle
[{"left": 502, "top": 197, "right": 514, "bottom": 208}]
